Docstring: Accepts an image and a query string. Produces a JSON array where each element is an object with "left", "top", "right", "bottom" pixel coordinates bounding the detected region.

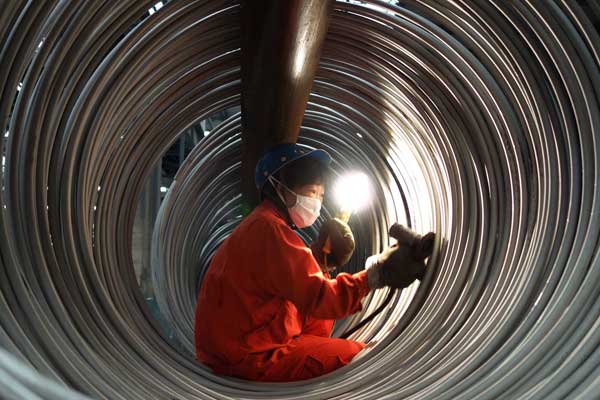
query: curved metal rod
[{"left": 1, "top": 1, "right": 599, "bottom": 399}]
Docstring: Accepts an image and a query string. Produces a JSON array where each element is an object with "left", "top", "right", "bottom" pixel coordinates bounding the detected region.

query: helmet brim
[
  {"left": 255, "top": 144, "right": 332, "bottom": 192},
  {"left": 264, "top": 149, "right": 331, "bottom": 188}
]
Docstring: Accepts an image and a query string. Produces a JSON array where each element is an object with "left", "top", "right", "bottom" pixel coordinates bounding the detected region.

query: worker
[{"left": 194, "top": 143, "right": 430, "bottom": 381}]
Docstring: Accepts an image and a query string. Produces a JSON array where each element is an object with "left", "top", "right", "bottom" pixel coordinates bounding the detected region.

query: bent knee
[{"left": 260, "top": 336, "right": 366, "bottom": 382}]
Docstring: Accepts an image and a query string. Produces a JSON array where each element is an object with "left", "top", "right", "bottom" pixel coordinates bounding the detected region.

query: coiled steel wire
[{"left": 1, "top": 0, "right": 599, "bottom": 399}]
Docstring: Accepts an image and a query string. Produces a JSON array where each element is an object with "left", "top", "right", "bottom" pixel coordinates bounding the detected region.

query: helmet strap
[{"left": 266, "top": 176, "right": 298, "bottom": 229}]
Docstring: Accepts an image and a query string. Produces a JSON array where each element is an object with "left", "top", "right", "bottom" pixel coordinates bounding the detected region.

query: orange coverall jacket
[{"left": 194, "top": 200, "right": 371, "bottom": 381}]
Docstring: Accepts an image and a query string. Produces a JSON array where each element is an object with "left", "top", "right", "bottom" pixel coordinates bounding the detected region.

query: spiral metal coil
[{"left": 1, "top": 1, "right": 600, "bottom": 399}]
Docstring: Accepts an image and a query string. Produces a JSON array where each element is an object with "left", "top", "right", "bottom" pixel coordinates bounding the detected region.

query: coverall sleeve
[{"left": 257, "top": 221, "right": 371, "bottom": 320}]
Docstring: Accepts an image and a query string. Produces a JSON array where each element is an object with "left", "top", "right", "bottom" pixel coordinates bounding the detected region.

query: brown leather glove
[
  {"left": 367, "top": 225, "right": 435, "bottom": 289},
  {"left": 389, "top": 223, "right": 435, "bottom": 261},
  {"left": 311, "top": 218, "right": 355, "bottom": 273}
]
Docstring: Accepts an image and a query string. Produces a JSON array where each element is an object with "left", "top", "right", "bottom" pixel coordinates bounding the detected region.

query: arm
[{"left": 257, "top": 221, "right": 370, "bottom": 320}]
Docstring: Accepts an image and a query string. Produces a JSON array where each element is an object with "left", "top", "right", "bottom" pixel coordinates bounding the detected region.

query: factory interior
[{"left": 1, "top": 0, "right": 600, "bottom": 399}]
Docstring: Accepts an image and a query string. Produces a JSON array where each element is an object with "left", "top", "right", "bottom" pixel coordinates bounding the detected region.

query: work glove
[
  {"left": 311, "top": 218, "right": 355, "bottom": 274},
  {"left": 388, "top": 223, "right": 435, "bottom": 260},
  {"left": 366, "top": 224, "right": 435, "bottom": 289}
]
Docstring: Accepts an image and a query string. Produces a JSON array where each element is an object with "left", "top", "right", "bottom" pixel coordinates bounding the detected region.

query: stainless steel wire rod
[{"left": 1, "top": 1, "right": 599, "bottom": 399}]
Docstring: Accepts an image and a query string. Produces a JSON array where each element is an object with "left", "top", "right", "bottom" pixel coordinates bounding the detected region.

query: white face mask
[{"left": 269, "top": 177, "right": 322, "bottom": 228}]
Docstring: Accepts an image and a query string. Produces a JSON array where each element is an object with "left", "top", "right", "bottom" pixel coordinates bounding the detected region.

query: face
[{"left": 281, "top": 183, "right": 325, "bottom": 207}]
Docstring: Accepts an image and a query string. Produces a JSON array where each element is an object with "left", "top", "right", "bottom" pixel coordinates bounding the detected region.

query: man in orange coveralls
[{"left": 195, "top": 143, "right": 426, "bottom": 381}]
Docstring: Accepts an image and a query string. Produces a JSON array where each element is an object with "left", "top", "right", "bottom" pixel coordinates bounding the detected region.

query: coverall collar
[{"left": 261, "top": 199, "right": 298, "bottom": 229}]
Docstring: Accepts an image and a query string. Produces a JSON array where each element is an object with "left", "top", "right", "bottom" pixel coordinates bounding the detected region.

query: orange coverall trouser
[{"left": 255, "top": 317, "right": 366, "bottom": 382}]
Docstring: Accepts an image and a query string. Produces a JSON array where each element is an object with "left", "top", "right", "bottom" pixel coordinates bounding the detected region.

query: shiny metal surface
[
  {"left": 240, "top": 0, "right": 333, "bottom": 206},
  {"left": 1, "top": 1, "right": 600, "bottom": 399}
]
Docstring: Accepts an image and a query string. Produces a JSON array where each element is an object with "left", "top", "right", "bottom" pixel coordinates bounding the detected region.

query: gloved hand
[
  {"left": 311, "top": 218, "right": 355, "bottom": 273},
  {"left": 366, "top": 224, "right": 435, "bottom": 289},
  {"left": 388, "top": 223, "right": 435, "bottom": 260}
]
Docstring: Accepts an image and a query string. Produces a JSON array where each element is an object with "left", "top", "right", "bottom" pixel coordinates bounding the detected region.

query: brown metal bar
[{"left": 240, "top": 0, "right": 333, "bottom": 210}]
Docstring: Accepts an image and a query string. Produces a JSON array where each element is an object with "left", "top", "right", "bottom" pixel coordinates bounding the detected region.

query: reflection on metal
[
  {"left": 240, "top": 0, "right": 333, "bottom": 207},
  {"left": 1, "top": 1, "right": 600, "bottom": 399}
]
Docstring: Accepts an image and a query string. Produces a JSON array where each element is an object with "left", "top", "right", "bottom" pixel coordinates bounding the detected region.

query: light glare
[{"left": 334, "top": 172, "right": 372, "bottom": 213}]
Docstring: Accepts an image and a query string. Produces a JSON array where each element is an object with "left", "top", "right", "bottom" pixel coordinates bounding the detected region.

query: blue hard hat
[{"left": 255, "top": 143, "right": 332, "bottom": 191}]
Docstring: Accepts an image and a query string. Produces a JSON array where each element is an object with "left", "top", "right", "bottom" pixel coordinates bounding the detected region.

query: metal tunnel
[{"left": 2, "top": 0, "right": 600, "bottom": 399}]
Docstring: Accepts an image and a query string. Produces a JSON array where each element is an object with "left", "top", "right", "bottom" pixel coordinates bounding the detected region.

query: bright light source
[
  {"left": 16, "top": 82, "right": 23, "bottom": 92},
  {"left": 4, "top": 131, "right": 9, "bottom": 137},
  {"left": 334, "top": 172, "right": 372, "bottom": 216},
  {"left": 160, "top": 186, "right": 168, "bottom": 193},
  {"left": 356, "top": 132, "right": 363, "bottom": 138},
  {"left": 148, "top": 7, "right": 155, "bottom": 15},
  {"left": 97, "top": 185, "right": 101, "bottom": 191},
  {"left": 203, "top": 130, "right": 211, "bottom": 137}
]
